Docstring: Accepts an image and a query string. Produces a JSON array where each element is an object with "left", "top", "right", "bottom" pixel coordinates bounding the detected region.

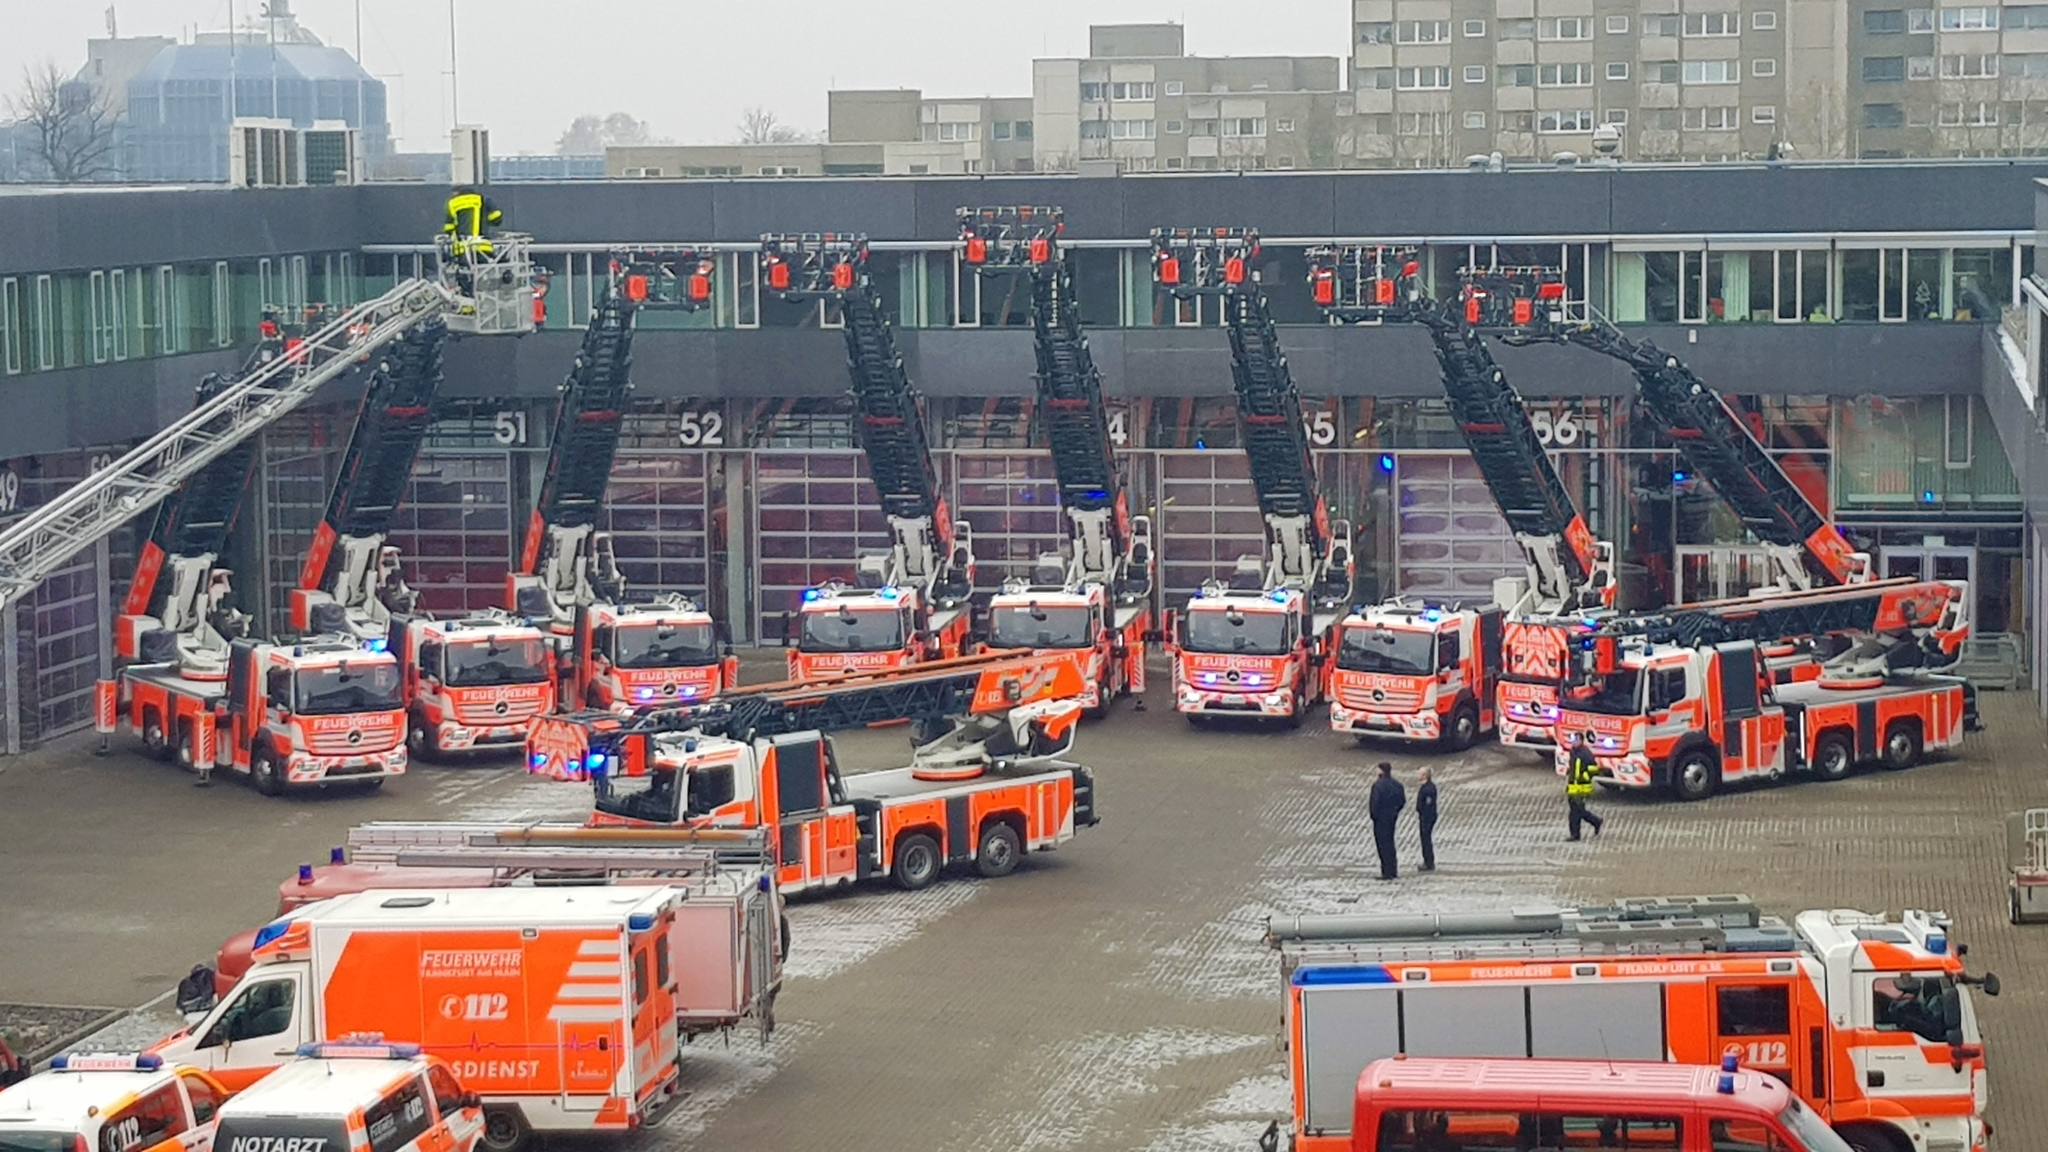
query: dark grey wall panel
[
  {"left": 0, "top": 186, "right": 365, "bottom": 275},
  {"left": 914, "top": 177, "right": 1133, "bottom": 238},
  {"left": 1610, "top": 163, "right": 2048, "bottom": 235},
  {"left": 1330, "top": 168, "right": 1617, "bottom": 238},
  {"left": 0, "top": 347, "right": 244, "bottom": 458},
  {"left": 911, "top": 329, "right": 1036, "bottom": 396}
]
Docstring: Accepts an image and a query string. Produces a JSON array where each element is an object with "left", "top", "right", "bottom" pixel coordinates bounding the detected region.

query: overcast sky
[{"left": 0, "top": 1, "right": 1352, "bottom": 154}]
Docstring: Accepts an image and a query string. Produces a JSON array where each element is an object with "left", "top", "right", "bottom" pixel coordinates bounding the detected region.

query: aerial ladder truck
[
  {"left": 761, "top": 233, "right": 977, "bottom": 682},
  {"left": 506, "top": 248, "right": 740, "bottom": 711},
  {"left": 1307, "top": 246, "right": 1616, "bottom": 751},
  {"left": 960, "top": 206, "right": 1156, "bottom": 716},
  {"left": 1151, "top": 228, "right": 1355, "bottom": 727}
]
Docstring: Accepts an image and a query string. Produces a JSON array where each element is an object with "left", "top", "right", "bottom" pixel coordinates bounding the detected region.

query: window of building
[
  {"left": 1684, "top": 12, "right": 1741, "bottom": 35},
  {"left": 1111, "top": 81, "right": 1155, "bottom": 100},
  {"left": 1647, "top": 60, "right": 1681, "bottom": 83},
  {"left": 0, "top": 278, "right": 17, "bottom": 374},
  {"left": 1165, "top": 119, "right": 1184, "bottom": 133},
  {"left": 1109, "top": 118, "right": 1157, "bottom": 138},
  {"left": 1605, "top": 108, "right": 1630, "bottom": 123},
  {"left": 2009, "top": 5, "right": 2048, "bottom": 27},
  {"left": 1223, "top": 116, "right": 1267, "bottom": 136},
  {"left": 1275, "top": 155, "right": 1295, "bottom": 168},
  {"left": 1189, "top": 118, "right": 1218, "bottom": 135},
  {"left": 1753, "top": 104, "right": 1777, "bottom": 122},
  {"left": 1864, "top": 56, "right": 1906, "bottom": 82},
  {"left": 1644, "top": 14, "right": 1682, "bottom": 35},
  {"left": 1500, "top": 17, "right": 1536, "bottom": 39},
  {"left": 1163, "top": 80, "right": 1184, "bottom": 96},
  {"left": 2011, "top": 52, "right": 2048, "bottom": 77},
  {"left": 1685, "top": 59, "right": 1740, "bottom": 83},
  {"left": 937, "top": 121, "right": 976, "bottom": 140},
  {"left": 1645, "top": 108, "right": 1682, "bottom": 130},
  {"left": 1541, "top": 62, "right": 1594, "bottom": 86},
  {"left": 1539, "top": 108, "right": 1595, "bottom": 131},
  {"left": 1940, "top": 6, "right": 1998, "bottom": 28},
  {"left": 1753, "top": 10, "right": 1778, "bottom": 29},
  {"left": 1608, "top": 61, "right": 1631, "bottom": 79},
  {"left": 210, "top": 261, "right": 230, "bottom": 347},
  {"left": 1359, "top": 21, "right": 1394, "bottom": 44},
  {"left": 1464, "top": 110, "right": 1488, "bottom": 128},
  {"left": 1939, "top": 100, "right": 1999, "bottom": 125},
  {"left": 1080, "top": 120, "right": 1108, "bottom": 139},
  {"left": 1359, "top": 67, "right": 1395, "bottom": 90},
  {"left": 1399, "top": 20, "right": 1451, "bottom": 42},
  {"left": 1863, "top": 102, "right": 1907, "bottom": 127},
  {"left": 1607, "top": 14, "right": 1630, "bottom": 32},
  {"left": 1464, "top": 64, "right": 1489, "bottom": 83},
  {"left": 1165, "top": 156, "right": 1184, "bottom": 168},
  {"left": 993, "top": 121, "right": 1011, "bottom": 139},
  {"left": 1540, "top": 16, "right": 1593, "bottom": 39},
  {"left": 1015, "top": 120, "right": 1033, "bottom": 139},
  {"left": 1683, "top": 105, "right": 1741, "bottom": 129},
  {"left": 1275, "top": 117, "right": 1296, "bottom": 132},
  {"left": 1501, "top": 63, "right": 1536, "bottom": 86},
  {"left": 1908, "top": 55, "right": 1936, "bottom": 78},
  {"left": 1464, "top": 18, "right": 1486, "bottom": 36},
  {"left": 1502, "top": 110, "right": 1536, "bottom": 132},
  {"left": 1754, "top": 58, "right": 1778, "bottom": 76},
  {"left": 1080, "top": 81, "right": 1107, "bottom": 102},
  {"left": 1399, "top": 111, "right": 1452, "bottom": 136},
  {"left": 1398, "top": 66, "right": 1452, "bottom": 90},
  {"left": 1865, "top": 8, "right": 1906, "bottom": 31},
  {"left": 1909, "top": 7, "right": 1936, "bottom": 29},
  {"left": 1942, "top": 53, "right": 1999, "bottom": 78}
]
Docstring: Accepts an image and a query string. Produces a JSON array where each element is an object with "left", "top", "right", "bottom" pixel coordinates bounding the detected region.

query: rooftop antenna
[
  {"left": 447, "top": 0, "right": 461, "bottom": 125},
  {"left": 105, "top": 5, "right": 117, "bottom": 38}
]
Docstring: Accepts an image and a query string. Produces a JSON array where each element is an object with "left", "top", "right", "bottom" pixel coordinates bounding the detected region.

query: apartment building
[
  {"left": 1848, "top": 1, "right": 2048, "bottom": 157},
  {"left": 1032, "top": 23, "right": 1350, "bottom": 171}
]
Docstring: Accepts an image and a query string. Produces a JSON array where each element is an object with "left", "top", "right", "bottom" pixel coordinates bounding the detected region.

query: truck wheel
[
  {"left": 1442, "top": 703, "right": 1479, "bottom": 752},
  {"left": 477, "top": 1107, "right": 530, "bottom": 1152},
  {"left": 1671, "top": 748, "right": 1719, "bottom": 802},
  {"left": 1812, "top": 732, "right": 1854, "bottom": 782},
  {"left": 2011, "top": 886, "right": 2024, "bottom": 925},
  {"left": 1284, "top": 694, "right": 1304, "bottom": 729},
  {"left": 779, "top": 913, "right": 791, "bottom": 962},
  {"left": 140, "top": 708, "right": 171, "bottom": 761},
  {"left": 974, "top": 821, "right": 1022, "bottom": 879},
  {"left": 173, "top": 721, "right": 197, "bottom": 772},
  {"left": 890, "top": 833, "right": 942, "bottom": 891},
  {"left": 406, "top": 714, "right": 440, "bottom": 763},
  {"left": 251, "top": 748, "right": 286, "bottom": 797},
  {"left": 1880, "top": 722, "right": 1922, "bottom": 771},
  {"left": 1836, "top": 1124, "right": 1907, "bottom": 1152}
]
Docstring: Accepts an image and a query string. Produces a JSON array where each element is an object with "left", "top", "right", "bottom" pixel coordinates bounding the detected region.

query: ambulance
[
  {"left": 154, "top": 886, "right": 770, "bottom": 1152},
  {"left": 213, "top": 1040, "right": 482, "bottom": 1152},
  {"left": 0, "top": 1053, "right": 227, "bottom": 1152}
]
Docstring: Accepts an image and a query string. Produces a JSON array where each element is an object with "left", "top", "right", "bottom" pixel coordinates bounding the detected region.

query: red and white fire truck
[
  {"left": 1327, "top": 599, "right": 1504, "bottom": 750},
  {"left": 761, "top": 234, "right": 977, "bottom": 682},
  {"left": 527, "top": 650, "right": 1098, "bottom": 894},
  {"left": 506, "top": 249, "right": 738, "bottom": 710},
  {"left": 962, "top": 207, "right": 1155, "bottom": 715},
  {"left": 1270, "top": 895, "right": 1999, "bottom": 1152},
  {"left": 392, "top": 611, "right": 555, "bottom": 759},
  {"left": 1556, "top": 578, "right": 1975, "bottom": 800},
  {"left": 1153, "top": 229, "right": 1355, "bottom": 726}
]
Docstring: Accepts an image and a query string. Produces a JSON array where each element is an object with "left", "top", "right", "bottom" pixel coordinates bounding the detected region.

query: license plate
[{"left": 1223, "top": 694, "right": 1245, "bottom": 706}]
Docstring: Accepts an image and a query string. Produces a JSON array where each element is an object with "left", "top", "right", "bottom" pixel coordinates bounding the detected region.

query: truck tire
[
  {"left": 477, "top": 1107, "right": 531, "bottom": 1152},
  {"left": 406, "top": 713, "right": 440, "bottom": 763},
  {"left": 174, "top": 720, "right": 198, "bottom": 773},
  {"left": 779, "top": 913, "right": 791, "bottom": 962},
  {"left": 1284, "top": 693, "right": 1304, "bottom": 729},
  {"left": 140, "top": 708, "right": 171, "bottom": 761},
  {"left": 1671, "top": 748, "right": 1719, "bottom": 802},
  {"left": 1442, "top": 702, "right": 1480, "bottom": 752},
  {"left": 251, "top": 748, "right": 286, "bottom": 797},
  {"left": 890, "top": 833, "right": 942, "bottom": 891},
  {"left": 1812, "top": 732, "right": 1854, "bottom": 782},
  {"left": 1880, "top": 721, "right": 1922, "bottom": 771},
  {"left": 1836, "top": 1123, "right": 1907, "bottom": 1152},
  {"left": 974, "top": 821, "right": 1022, "bottom": 879}
]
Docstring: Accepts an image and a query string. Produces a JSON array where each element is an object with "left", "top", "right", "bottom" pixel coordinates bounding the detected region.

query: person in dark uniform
[
  {"left": 1368, "top": 761, "right": 1406, "bottom": 880},
  {"left": 1416, "top": 765, "right": 1438, "bottom": 872},
  {"left": 1566, "top": 730, "right": 1606, "bottom": 841}
]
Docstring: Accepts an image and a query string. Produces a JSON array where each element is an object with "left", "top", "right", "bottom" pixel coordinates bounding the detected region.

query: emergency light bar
[
  {"left": 297, "top": 1037, "right": 421, "bottom": 1061},
  {"left": 49, "top": 1053, "right": 162, "bottom": 1072}
]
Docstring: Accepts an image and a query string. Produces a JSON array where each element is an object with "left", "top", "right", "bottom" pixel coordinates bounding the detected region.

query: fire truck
[
  {"left": 525, "top": 650, "right": 1099, "bottom": 893},
  {"left": 760, "top": 234, "right": 977, "bottom": 681},
  {"left": 1556, "top": 578, "right": 1974, "bottom": 799},
  {"left": 1268, "top": 895, "right": 1999, "bottom": 1152},
  {"left": 506, "top": 248, "right": 738, "bottom": 710},
  {"left": 1308, "top": 246, "right": 1615, "bottom": 750},
  {"left": 1151, "top": 229, "right": 1356, "bottom": 726},
  {"left": 961, "top": 207, "right": 1155, "bottom": 716}
]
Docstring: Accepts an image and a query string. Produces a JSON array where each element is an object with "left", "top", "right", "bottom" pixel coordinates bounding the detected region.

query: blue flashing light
[
  {"left": 635, "top": 688, "right": 655, "bottom": 701},
  {"left": 628, "top": 912, "right": 657, "bottom": 931},
  {"left": 529, "top": 752, "right": 546, "bottom": 770},
  {"left": 1922, "top": 490, "right": 1938, "bottom": 504},
  {"left": 330, "top": 847, "right": 346, "bottom": 865},
  {"left": 802, "top": 588, "right": 821, "bottom": 603},
  {"left": 1195, "top": 438, "right": 1207, "bottom": 451},
  {"left": 1378, "top": 454, "right": 1396, "bottom": 473},
  {"left": 1243, "top": 673, "right": 1264, "bottom": 686},
  {"left": 296, "top": 1038, "right": 419, "bottom": 1061},
  {"left": 1084, "top": 489, "right": 1107, "bottom": 500},
  {"left": 297, "top": 864, "right": 314, "bottom": 884},
  {"left": 1291, "top": 964, "right": 1397, "bottom": 987},
  {"left": 879, "top": 586, "right": 900, "bottom": 600},
  {"left": 251, "top": 920, "right": 292, "bottom": 950},
  {"left": 362, "top": 637, "right": 388, "bottom": 654},
  {"left": 1924, "top": 930, "right": 1948, "bottom": 955},
  {"left": 1422, "top": 608, "right": 1441, "bottom": 622},
  {"left": 584, "top": 751, "right": 607, "bottom": 774},
  {"left": 757, "top": 874, "right": 771, "bottom": 893},
  {"left": 1268, "top": 588, "right": 1288, "bottom": 603},
  {"left": 51, "top": 1053, "right": 162, "bottom": 1072},
  {"left": 1672, "top": 470, "right": 1688, "bottom": 484},
  {"left": 680, "top": 686, "right": 698, "bottom": 698},
  {"left": 1721, "top": 1054, "right": 1739, "bottom": 1073},
  {"left": 1201, "top": 672, "right": 1219, "bottom": 684},
  {"left": 1717, "top": 1072, "right": 1737, "bottom": 1095}
]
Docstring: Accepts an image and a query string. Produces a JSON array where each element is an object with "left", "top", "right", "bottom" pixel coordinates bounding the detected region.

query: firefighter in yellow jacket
[
  {"left": 1565, "top": 729, "right": 1606, "bottom": 841},
  {"left": 443, "top": 186, "right": 503, "bottom": 258}
]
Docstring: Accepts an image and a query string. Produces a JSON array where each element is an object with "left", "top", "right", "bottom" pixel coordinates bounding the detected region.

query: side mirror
[
  {"left": 1438, "top": 668, "right": 1452, "bottom": 684},
  {"left": 1981, "top": 972, "right": 2001, "bottom": 997},
  {"left": 461, "top": 1093, "right": 483, "bottom": 1111}
]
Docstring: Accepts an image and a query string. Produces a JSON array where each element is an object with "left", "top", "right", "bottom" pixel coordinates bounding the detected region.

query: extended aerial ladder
[
  {"left": 114, "top": 315, "right": 294, "bottom": 676},
  {"left": 1150, "top": 228, "right": 1354, "bottom": 725},
  {"left": 761, "top": 233, "right": 976, "bottom": 679},
  {"left": 505, "top": 248, "right": 735, "bottom": 709},
  {"left": 960, "top": 206, "right": 1154, "bottom": 712},
  {"left": 0, "top": 233, "right": 535, "bottom": 615},
  {"left": 1474, "top": 266, "right": 1872, "bottom": 594}
]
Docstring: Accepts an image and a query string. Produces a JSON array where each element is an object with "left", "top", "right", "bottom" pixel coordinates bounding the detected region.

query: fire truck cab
[
  {"left": 984, "top": 577, "right": 1146, "bottom": 715},
  {"left": 1329, "top": 600, "right": 1501, "bottom": 749},
  {"left": 566, "top": 597, "right": 738, "bottom": 712},
  {"left": 391, "top": 612, "right": 555, "bottom": 759},
  {"left": 99, "top": 637, "right": 408, "bottom": 794},
  {"left": 786, "top": 579, "right": 971, "bottom": 680},
  {"left": 1168, "top": 576, "right": 1333, "bottom": 726}
]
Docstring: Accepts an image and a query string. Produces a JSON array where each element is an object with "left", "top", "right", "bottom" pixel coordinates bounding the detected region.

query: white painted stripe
[
  {"left": 567, "top": 961, "right": 622, "bottom": 979},
  {"left": 546, "top": 1004, "right": 624, "bottom": 1022},
  {"left": 576, "top": 938, "right": 623, "bottom": 956},
  {"left": 555, "top": 983, "right": 622, "bottom": 1000}
]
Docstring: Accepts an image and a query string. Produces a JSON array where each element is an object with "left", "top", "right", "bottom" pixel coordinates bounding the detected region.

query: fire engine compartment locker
[{"left": 1295, "top": 977, "right": 1668, "bottom": 1134}]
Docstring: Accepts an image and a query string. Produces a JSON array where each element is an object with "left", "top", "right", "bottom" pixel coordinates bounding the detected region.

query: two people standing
[{"left": 1367, "top": 762, "right": 1438, "bottom": 879}]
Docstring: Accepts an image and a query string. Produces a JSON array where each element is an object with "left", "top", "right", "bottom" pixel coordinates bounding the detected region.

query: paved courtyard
[{"left": 1, "top": 654, "right": 2043, "bottom": 1151}]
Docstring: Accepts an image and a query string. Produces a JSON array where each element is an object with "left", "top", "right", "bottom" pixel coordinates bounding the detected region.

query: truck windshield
[
  {"left": 1571, "top": 667, "right": 1644, "bottom": 715},
  {"left": 611, "top": 620, "right": 717, "bottom": 669},
  {"left": 214, "top": 1116, "right": 352, "bottom": 1152},
  {"left": 593, "top": 767, "right": 679, "bottom": 824},
  {"left": 1184, "top": 607, "right": 1288, "bottom": 655},
  {"left": 798, "top": 607, "right": 903, "bottom": 653},
  {"left": 0, "top": 1133, "right": 74, "bottom": 1152},
  {"left": 987, "top": 604, "right": 1093, "bottom": 649},
  {"left": 443, "top": 637, "right": 550, "bottom": 686},
  {"left": 1778, "top": 1097, "right": 1857, "bottom": 1152},
  {"left": 295, "top": 661, "right": 402, "bottom": 715},
  {"left": 1337, "top": 626, "right": 1434, "bottom": 674}
]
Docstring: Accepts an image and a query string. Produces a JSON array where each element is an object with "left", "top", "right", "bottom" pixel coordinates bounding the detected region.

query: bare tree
[
  {"left": 7, "top": 61, "right": 118, "bottom": 183},
  {"left": 555, "top": 111, "right": 660, "bottom": 155},
  {"left": 737, "top": 106, "right": 814, "bottom": 145}
]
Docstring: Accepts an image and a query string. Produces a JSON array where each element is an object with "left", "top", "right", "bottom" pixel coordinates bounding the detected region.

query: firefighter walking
[{"left": 1565, "top": 730, "right": 1605, "bottom": 841}]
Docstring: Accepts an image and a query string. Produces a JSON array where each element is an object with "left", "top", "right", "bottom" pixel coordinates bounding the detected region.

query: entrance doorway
[{"left": 1879, "top": 544, "right": 1975, "bottom": 589}]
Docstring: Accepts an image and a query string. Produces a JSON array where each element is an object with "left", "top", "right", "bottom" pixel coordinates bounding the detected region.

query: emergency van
[
  {"left": 154, "top": 886, "right": 768, "bottom": 1152},
  {"left": 0, "top": 1053, "right": 228, "bottom": 1152},
  {"left": 1346, "top": 1057, "right": 1857, "bottom": 1152},
  {"left": 213, "top": 1040, "right": 482, "bottom": 1152}
]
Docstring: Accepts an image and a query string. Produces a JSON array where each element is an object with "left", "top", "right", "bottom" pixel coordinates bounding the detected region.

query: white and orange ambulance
[
  {"left": 214, "top": 1039, "right": 482, "bottom": 1152},
  {"left": 0, "top": 1053, "right": 228, "bottom": 1152},
  {"left": 153, "top": 886, "right": 762, "bottom": 1152}
]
